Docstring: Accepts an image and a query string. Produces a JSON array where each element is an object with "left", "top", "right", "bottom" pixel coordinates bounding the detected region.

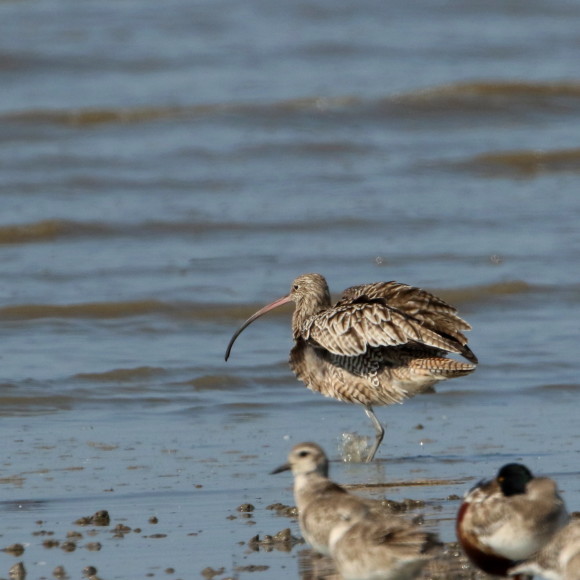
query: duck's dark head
[{"left": 497, "top": 463, "right": 533, "bottom": 497}]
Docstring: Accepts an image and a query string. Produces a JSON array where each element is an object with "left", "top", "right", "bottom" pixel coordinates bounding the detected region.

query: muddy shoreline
[{"left": 0, "top": 500, "right": 486, "bottom": 580}]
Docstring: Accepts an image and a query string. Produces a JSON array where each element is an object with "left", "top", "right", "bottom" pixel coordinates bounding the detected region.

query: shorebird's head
[
  {"left": 496, "top": 463, "right": 533, "bottom": 497},
  {"left": 288, "top": 273, "right": 330, "bottom": 307},
  {"left": 287, "top": 273, "right": 331, "bottom": 335},
  {"left": 271, "top": 442, "right": 329, "bottom": 478},
  {"left": 224, "top": 273, "right": 330, "bottom": 361}
]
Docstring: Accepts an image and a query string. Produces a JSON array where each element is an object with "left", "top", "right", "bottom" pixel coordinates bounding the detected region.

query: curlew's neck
[{"left": 291, "top": 287, "right": 331, "bottom": 337}]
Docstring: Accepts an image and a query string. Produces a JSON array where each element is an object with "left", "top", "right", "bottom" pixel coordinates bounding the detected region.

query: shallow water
[{"left": 1, "top": 0, "right": 580, "bottom": 578}]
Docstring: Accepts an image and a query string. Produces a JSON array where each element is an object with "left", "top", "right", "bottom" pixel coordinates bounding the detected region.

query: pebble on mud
[
  {"left": 148, "top": 516, "right": 159, "bottom": 524},
  {"left": 3, "top": 544, "right": 25, "bottom": 556},
  {"left": 60, "top": 541, "right": 77, "bottom": 552},
  {"left": 114, "top": 524, "right": 132, "bottom": 534},
  {"left": 266, "top": 503, "right": 298, "bottom": 518},
  {"left": 372, "top": 498, "right": 427, "bottom": 514},
  {"left": 52, "top": 565, "right": 68, "bottom": 579},
  {"left": 234, "top": 565, "right": 269, "bottom": 573},
  {"left": 8, "top": 562, "right": 26, "bottom": 580},
  {"left": 248, "top": 528, "right": 303, "bottom": 552},
  {"left": 236, "top": 503, "right": 255, "bottom": 512},
  {"left": 85, "top": 542, "right": 102, "bottom": 551},
  {"left": 75, "top": 510, "right": 110, "bottom": 527},
  {"left": 201, "top": 567, "right": 225, "bottom": 579}
]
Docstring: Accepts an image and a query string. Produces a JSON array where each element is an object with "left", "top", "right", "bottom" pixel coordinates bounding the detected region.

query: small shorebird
[
  {"left": 226, "top": 273, "right": 477, "bottom": 462},
  {"left": 271, "top": 441, "right": 371, "bottom": 555},
  {"left": 329, "top": 502, "right": 440, "bottom": 580},
  {"left": 271, "top": 441, "right": 436, "bottom": 563},
  {"left": 456, "top": 463, "right": 569, "bottom": 579},
  {"left": 509, "top": 518, "right": 580, "bottom": 580}
]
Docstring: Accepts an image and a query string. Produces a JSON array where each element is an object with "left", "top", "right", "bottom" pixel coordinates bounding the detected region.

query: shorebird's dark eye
[
  {"left": 298, "top": 450, "right": 309, "bottom": 457},
  {"left": 293, "top": 284, "right": 299, "bottom": 291}
]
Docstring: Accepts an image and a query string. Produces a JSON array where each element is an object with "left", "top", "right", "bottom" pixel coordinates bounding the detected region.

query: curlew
[
  {"left": 456, "top": 463, "right": 569, "bottom": 580},
  {"left": 225, "top": 273, "right": 477, "bottom": 462},
  {"left": 271, "top": 441, "right": 438, "bottom": 564}
]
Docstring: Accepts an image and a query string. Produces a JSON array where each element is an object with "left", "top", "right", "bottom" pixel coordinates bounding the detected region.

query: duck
[{"left": 456, "top": 463, "right": 569, "bottom": 578}]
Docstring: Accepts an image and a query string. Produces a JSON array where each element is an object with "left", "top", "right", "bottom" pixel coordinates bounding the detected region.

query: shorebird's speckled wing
[
  {"left": 343, "top": 281, "right": 471, "bottom": 331},
  {"left": 335, "top": 281, "right": 478, "bottom": 363},
  {"left": 301, "top": 290, "right": 475, "bottom": 360},
  {"left": 302, "top": 302, "right": 458, "bottom": 357}
]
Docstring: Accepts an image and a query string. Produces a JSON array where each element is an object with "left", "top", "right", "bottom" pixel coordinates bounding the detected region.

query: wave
[
  {"left": 4, "top": 96, "right": 358, "bottom": 127},
  {"left": 0, "top": 300, "right": 172, "bottom": 320},
  {"left": 0, "top": 300, "right": 276, "bottom": 321},
  {"left": 0, "top": 282, "right": 534, "bottom": 322},
  {"left": 457, "top": 147, "right": 580, "bottom": 177},
  {"left": 435, "top": 280, "right": 532, "bottom": 305},
  {"left": 75, "top": 366, "right": 167, "bottom": 382},
  {"left": 0, "top": 217, "right": 372, "bottom": 245},
  {"left": 0, "top": 219, "right": 111, "bottom": 244},
  {"left": 6, "top": 80, "right": 580, "bottom": 127},
  {"left": 401, "top": 80, "right": 580, "bottom": 100}
]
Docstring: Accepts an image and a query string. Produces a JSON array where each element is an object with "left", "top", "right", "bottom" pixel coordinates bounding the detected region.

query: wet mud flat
[
  {"left": 1, "top": 509, "right": 170, "bottom": 580},
  {"left": 0, "top": 425, "right": 506, "bottom": 580},
  {"left": 2, "top": 395, "right": 579, "bottom": 580},
  {"left": 206, "top": 491, "right": 490, "bottom": 580},
  {"left": 0, "top": 501, "right": 486, "bottom": 580}
]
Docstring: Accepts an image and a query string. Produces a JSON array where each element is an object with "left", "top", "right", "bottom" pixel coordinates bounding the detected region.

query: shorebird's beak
[
  {"left": 224, "top": 294, "right": 292, "bottom": 361},
  {"left": 270, "top": 462, "right": 291, "bottom": 475}
]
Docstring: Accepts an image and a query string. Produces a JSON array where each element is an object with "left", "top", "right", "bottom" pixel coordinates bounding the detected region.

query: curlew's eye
[
  {"left": 293, "top": 284, "right": 299, "bottom": 291},
  {"left": 298, "top": 450, "right": 309, "bottom": 458}
]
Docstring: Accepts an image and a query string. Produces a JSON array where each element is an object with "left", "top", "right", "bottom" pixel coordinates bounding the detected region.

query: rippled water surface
[{"left": 1, "top": 0, "right": 580, "bottom": 578}]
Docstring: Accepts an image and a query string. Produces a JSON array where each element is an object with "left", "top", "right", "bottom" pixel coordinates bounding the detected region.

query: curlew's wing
[
  {"left": 337, "top": 281, "right": 478, "bottom": 363},
  {"left": 302, "top": 301, "right": 469, "bottom": 358}
]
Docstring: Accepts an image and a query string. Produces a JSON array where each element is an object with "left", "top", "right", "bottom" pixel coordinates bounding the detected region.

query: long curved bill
[{"left": 224, "top": 294, "right": 292, "bottom": 361}]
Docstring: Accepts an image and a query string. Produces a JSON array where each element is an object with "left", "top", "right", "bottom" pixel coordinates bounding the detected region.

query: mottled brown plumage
[{"left": 225, "top": 273, "right": 478, "bottom": 461}]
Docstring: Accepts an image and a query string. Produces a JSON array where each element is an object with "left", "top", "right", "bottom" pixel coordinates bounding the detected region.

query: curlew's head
[
  {"left": 288, "top": 273, "right": 331, "bottom": 321},
  {"left": 224, "top": 273, "right": 331, "bottom": 361},
  {"left": 270, "top": 442, "right": 329, "bottom": 478}
]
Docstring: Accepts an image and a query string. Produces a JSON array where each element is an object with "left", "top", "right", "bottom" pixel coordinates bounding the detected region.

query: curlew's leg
[{"left": 364, "top": 405, "right": 385, "bottom": 463}]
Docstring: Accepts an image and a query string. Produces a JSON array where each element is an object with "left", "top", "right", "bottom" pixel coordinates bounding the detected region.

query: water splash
[{"left": 339, "top": 432, "right": 371, "bottom": 463}]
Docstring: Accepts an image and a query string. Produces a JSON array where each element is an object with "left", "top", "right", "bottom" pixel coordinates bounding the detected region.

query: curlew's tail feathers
[{"left": 407, "top": 357, "right": 476, "bottom": 379}]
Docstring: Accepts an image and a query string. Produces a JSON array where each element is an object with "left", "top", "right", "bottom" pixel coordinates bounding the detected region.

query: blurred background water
[{"left": 1, "top": 0, "right": 580, "bottom": 578}]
